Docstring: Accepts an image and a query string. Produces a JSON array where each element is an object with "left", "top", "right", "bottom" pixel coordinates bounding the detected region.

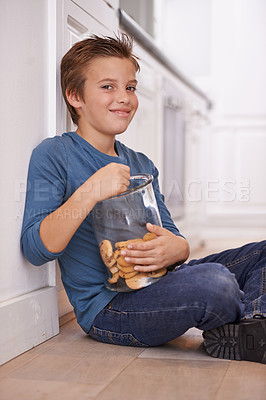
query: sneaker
[{"left": 203, "top": 315, "right": 266, "bottom": 363}]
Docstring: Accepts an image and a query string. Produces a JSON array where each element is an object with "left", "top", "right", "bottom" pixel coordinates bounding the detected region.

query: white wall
[
  {"left": 204, "top": 0, "right": 266, "bottom": 240},
  {"left": 0, "top": 0, "right": 58, "bottom": 365},
  {"left": 155, "top": 0, "right": 266, "bottom": 113},
  {"left": 154, "top": 0, "right": 212, "bottom": 78},
  {"left": 210, "top": 0, "right": 266, "bottom": 116},
  {"left": 0, "top": 0, "right": 50, "bottom": 302},
  {"left": 155, "top": 0, "right": 266, "bottom": 241}
]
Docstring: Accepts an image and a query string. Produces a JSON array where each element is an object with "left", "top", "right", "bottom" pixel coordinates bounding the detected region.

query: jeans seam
[
  {"left": 91, "top": 326, "right": 148, "bottom": 347},
  {"left": 262, "top": 266, "right": 266, "bottom": 295},
  {"left": 225, "top": 247, "right": 266, "bottom": 269},
  {"left": 121, "top": 305, "right": 230, "bottom": 325},
  {"left": 254, "top": 265, "right": 266, "bottom": 315},
  {"left": 98, "top": 306, "right": 230, "bottom": 332}
]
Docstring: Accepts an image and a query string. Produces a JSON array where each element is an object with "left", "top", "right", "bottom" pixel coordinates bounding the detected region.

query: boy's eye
[
  {"left": 102, "top": 85, "right": 113, "bottom": 90},
  {"left": 127, "top": 86, "right": 137, "bottom": 92}
]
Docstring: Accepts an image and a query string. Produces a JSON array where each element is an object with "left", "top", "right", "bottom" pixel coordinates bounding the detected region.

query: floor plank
[
  {"left": 139, "top": 327, "right": 228, "bottom": 362},
  {"left": 94, "top": 358, "right": 230, "bottom": 400},
  {"left": 215, "top": 361, "right": 266, "bottom": 400},
  {"left": 0, "top": 378, "right": 98, "bottom": 400}
]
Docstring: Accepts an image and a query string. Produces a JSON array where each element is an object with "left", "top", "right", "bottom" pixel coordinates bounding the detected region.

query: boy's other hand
[
  {"left": 120, "top": 223, "right": 190, "bottom": 272},
  {"left": 89, "top": 163, "right": 130, "bottom": 202}
]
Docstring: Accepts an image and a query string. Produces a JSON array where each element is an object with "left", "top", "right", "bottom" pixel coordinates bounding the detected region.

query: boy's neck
[{"left": 76, "top": 128, "right": 118, "bottom": 157}]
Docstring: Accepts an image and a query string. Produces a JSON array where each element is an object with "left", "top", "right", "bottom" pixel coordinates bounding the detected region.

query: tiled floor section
[{"left": 1, "top": 240, "right": 265, "bottom": 399}]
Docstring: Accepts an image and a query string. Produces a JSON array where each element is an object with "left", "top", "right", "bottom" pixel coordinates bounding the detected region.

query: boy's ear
[{"left": 66, "top": 89, "right": 82, "bottom": 108}]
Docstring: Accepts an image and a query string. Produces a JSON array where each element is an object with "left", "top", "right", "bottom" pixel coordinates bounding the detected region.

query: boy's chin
[{"left": 113, "top": 128, "right": 128, "bottom": 136}]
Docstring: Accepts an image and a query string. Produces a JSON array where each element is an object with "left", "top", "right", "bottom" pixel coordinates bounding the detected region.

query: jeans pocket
[{"left": 89, "top": 325, "right": 149, "bottom": 348}]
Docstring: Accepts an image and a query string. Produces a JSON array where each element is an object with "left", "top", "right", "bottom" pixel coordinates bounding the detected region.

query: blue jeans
[{"left": 89, "top": 241, "right": 266, "bottom": 347}]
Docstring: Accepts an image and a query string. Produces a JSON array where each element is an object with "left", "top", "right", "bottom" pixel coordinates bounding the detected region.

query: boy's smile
[{"left": 69, "top": 56, "right": 139, "bottom": 154}]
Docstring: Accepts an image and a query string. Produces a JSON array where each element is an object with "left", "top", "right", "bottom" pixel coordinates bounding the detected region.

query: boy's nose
[{"left": 116, "top": 89, "right": 130, "bottom": 103}]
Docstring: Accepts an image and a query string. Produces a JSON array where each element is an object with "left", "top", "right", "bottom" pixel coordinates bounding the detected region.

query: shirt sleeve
[{"left": 21, "top": 137, "right": 68, "bottom": 266}]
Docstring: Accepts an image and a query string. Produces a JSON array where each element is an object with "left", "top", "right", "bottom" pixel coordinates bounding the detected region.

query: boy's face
[{"left": 72, "top": 56, "right": 139, "bottom": 138}]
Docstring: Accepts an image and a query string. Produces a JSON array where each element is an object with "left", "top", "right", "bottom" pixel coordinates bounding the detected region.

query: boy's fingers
[
  {"left": 134, "top": 264, "right": 160, "bottom": 272},
  {"left": 119, "top": 164, "right": 130, "bottom": 174},
  {"left": 146, "top": 222, "right": 168, "bottom": 236},
  {"left": 127, "top": 240, "right": 155, "bottom": 251},
  {"left": 122, "top": 249, "right": 153, "bottom": 259},
  {"left": 124, "top": 256, "right": 155, "bottom": 266}
]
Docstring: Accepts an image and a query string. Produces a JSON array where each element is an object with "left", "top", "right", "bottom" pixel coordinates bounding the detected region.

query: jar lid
[{"left": 109, "top": 173, "right": 153, "bottom": 200}]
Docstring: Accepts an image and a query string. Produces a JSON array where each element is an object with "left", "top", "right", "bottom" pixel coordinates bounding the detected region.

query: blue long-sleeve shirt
[{"left": 21, "top": 131, "right": 182, "bottom": 332}]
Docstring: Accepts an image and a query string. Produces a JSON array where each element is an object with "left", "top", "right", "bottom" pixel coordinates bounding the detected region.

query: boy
[{"left": 21, "top": 34, "right": 266, "bottom": 364}]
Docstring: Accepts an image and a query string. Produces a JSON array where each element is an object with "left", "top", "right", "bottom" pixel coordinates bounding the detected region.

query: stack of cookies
[{"left": 99, "top": 232, "right": 167, "bottom": 290}]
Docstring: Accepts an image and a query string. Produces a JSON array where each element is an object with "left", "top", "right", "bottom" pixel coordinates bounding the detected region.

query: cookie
[
  {"left": 143, "top": 232, "right": 157, "bottom": 241},
  {"left": 125, "top": 273, "right": 150, "bottom": 290},
  {"left": 100, "top": 240, "right": 116, "bottom": 268},
  {"left": 114, "top": 249, "right": 134, "bottom": 267},
  {"left": 147, "top": 268, "right": 167, "bottom": 278},
  {"left": 116, "top": 263, "right": 136, "bottom": 273},
  {"left": 109, "top": 263, "right": 119, "bottom": 274},
  {"left": 119, "top": 269, "right": 138, "bottom": 279},
  {"left": 115, "top": 238, "right": 143, "bottom": 249},
  {"left": 107, "top": 271, "right": 119, "bottom": 284}
]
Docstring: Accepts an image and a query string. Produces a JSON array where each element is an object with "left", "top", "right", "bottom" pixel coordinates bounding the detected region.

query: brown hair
[{"left": 60, "top": 33, "right": 140, "bottom": 125}]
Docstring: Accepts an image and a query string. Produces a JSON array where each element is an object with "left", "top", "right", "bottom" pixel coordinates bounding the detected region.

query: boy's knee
[
  {"left": 194, "top": 262, "right": 242, "bottom": 301},
  {"left": 201, "top": 263, "right": 244, "bottom": 317},
  {"left": 190, "top": 263, "right": 243, "bottom": 322}
]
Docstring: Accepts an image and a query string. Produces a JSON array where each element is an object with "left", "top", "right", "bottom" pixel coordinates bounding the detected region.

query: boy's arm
[
  {"left": 39, "top": 163, "right": 130, "bottom": 253},
  {"left": 21, "top": 139, "right": 130, "bottom": 265}
]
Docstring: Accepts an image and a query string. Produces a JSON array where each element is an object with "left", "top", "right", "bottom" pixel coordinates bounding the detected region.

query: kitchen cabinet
[
  {"left": 162, "top": 78, "right": 186, "bottom": 220},
  {"left": 118, "top": 59, "right": 160, "bottom": 167},
  {"left": 71, "top": 0, "right": 119, "bottom": 32}
]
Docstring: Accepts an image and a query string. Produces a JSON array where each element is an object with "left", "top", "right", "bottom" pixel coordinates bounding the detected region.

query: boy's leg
[
  {"left": 189, "top": 240, "right": 266, "bottom": 363},
  {"left": 188, "top": 240, "right": 266, "bottom": 317},
  {"left": 89, "top": 262, "right": 244, "bottom": 347}
]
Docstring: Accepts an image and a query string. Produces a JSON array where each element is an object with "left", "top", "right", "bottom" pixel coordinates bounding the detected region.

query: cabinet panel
[
  {"left": 64, "top": 1, "right": 110, "bottom": 49},
  {"left": 118, "top": 61, "right": 160, "bottom": 166},
  {"left": 71, "top": 0, "right": 119, "bottom": 32},
  {"left": 235, "top": 130, "right": 266, "bottom": 205},
  {"left": 204, "top": 128, "right": 266, "bottom": 216},
  {"left": 63, "top": 1, "right": 111, "bottom": 131},
  {"left": 162, "top": 79, "right": 185, "bottom": 219},
  {"left": 120, "top": 92, "right": 157, "bottom": 162}
]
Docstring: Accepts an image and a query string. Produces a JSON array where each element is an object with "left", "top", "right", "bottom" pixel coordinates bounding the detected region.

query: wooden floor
[{"left": 1, "top": 240, "right": 266, "bottom": 400}]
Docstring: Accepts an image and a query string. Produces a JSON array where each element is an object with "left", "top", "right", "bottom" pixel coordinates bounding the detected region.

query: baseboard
[
  {"left": 59, "top": 311, "right": 76, "bottom": 327},
  {"left": 0, "top": 286, "right": 59, "bottom": 366},
  {"left": 57, "top": 285, "right": 74, "bottom": 318}
]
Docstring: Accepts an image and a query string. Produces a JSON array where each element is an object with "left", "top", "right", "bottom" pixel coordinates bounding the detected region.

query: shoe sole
[{"left": 203, "top": 319, "right": 266, "bottom": 363}]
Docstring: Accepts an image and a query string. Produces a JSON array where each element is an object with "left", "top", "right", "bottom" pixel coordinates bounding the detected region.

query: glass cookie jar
[{"left": 93, "top": 174, "right": 167, "bottom": 292}]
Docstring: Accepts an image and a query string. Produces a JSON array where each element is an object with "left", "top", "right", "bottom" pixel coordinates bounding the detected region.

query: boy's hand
[
  {"left": 120, "top": 223, "right": 190, "bottom": 272},
  {"left": 88, "top": 163, "right": 130, "bottom": 202}
]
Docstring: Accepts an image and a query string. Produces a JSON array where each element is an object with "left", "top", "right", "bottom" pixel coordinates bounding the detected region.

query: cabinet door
[
  {"left": 71, "top": 0, "right": 119, "bottom": 32},
  {"left": 162, "top": 79, "right": 185, "bottom": 220},
  {"left": 119, "top": 60, "right": 160, "bottom": 166},
  {"left": 121, "top": 92, "right": 157, "bottom": 160},
  {"left": 62, "top": 0, "right": 112, "bottom": 132}
]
